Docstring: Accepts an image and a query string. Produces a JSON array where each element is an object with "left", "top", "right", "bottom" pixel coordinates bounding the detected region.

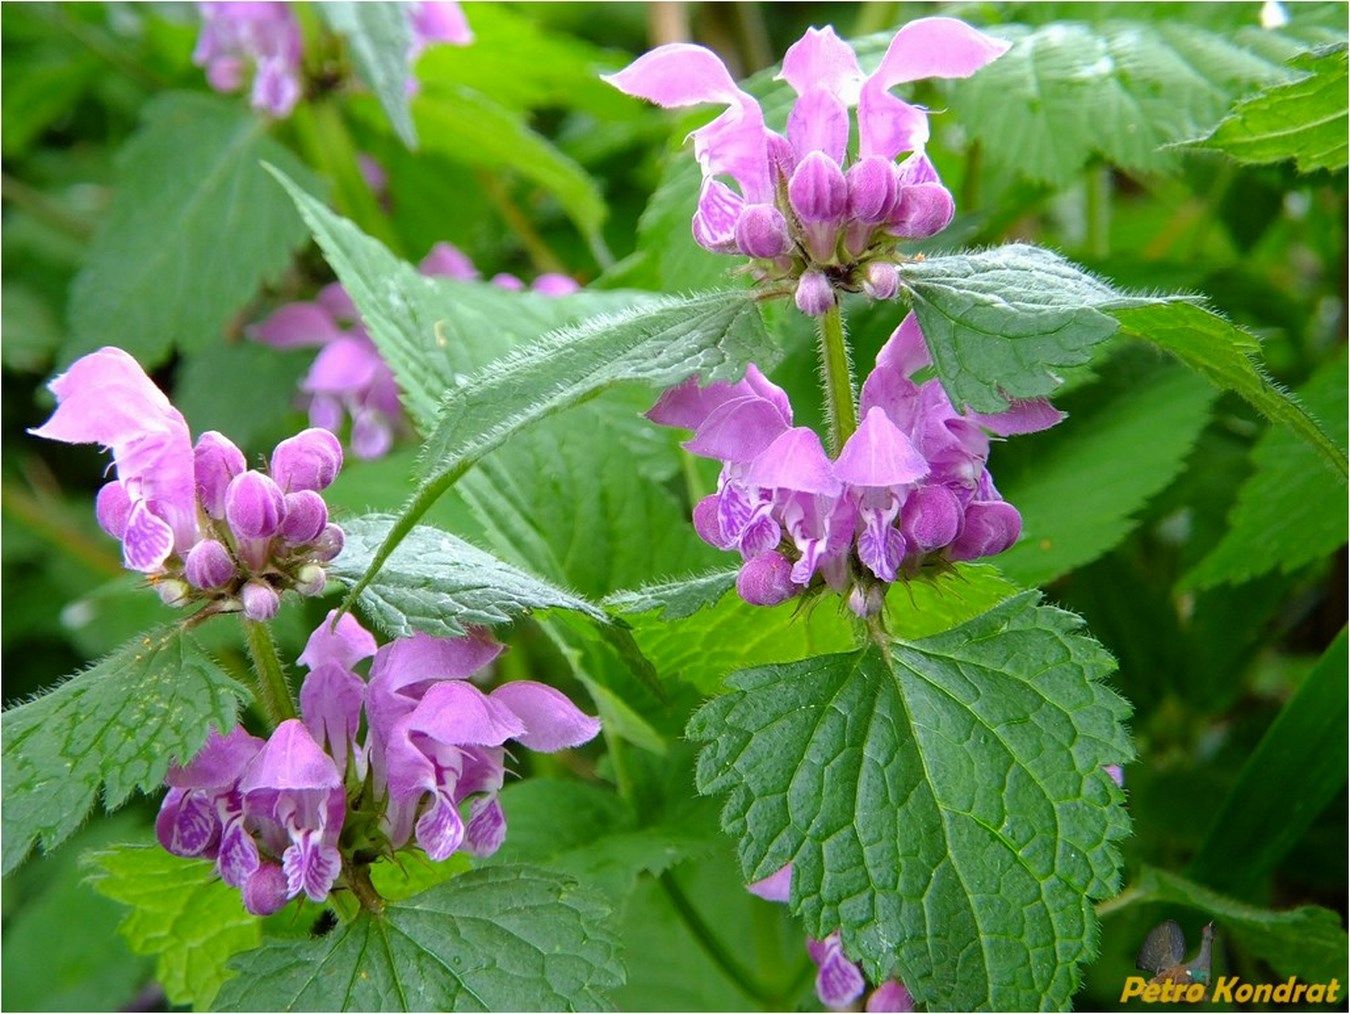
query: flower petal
[
  {"left": 779, "top": 26, "right": 863, "bottom": 103},
  {"left": 298, "top": 609, "right": 378, "bottom": 671},
  {"left": 834, "top": 407, "right": 929, "bottom": 487},
  {"left": 490, "top": 681, "right": 602, "bottom": 751},
  {"left": 685, "top": 395, "right": 792, "bottom": 463},
  {"left": 746, "top": 427, "right": 840, "bottom": 495},
  {"left": 872, "top": 17, "right": 1011, "bottom": 87},
  {"left": 969, "top": 398, "right": 1066, "bottom": 436},
  {"left": 602, "top": 43, "right": 742, "bottom": 109},
  {"left": 746, "top": 863, "right": 793, "bottom": 902},
  {"left": 239, "top": 719, "right": 342, "bottom": 793},
  {"left": 248, "top": 302, "right": 341, "bottom": 348},
  {"left": 408, "top": 680, "right": 526, "bottom": 747}
]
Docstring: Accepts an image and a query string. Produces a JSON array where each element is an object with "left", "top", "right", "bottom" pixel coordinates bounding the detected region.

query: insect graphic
[{"left": 1136, "top": 919, "right": 1217, "bottom": 986}]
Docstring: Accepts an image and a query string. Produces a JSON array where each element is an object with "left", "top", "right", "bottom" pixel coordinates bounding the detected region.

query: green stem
[
  {"left": 815, "top": 303, "right": 859, "bottom": 455},
  {"left": 1094, "top": 883, "right": 1143, "bottom": 919},
  {"left": 1084, "top": 165, "right": 1111, "bottom": 260},
  {"left": 1, "top": 173, "right": 92, "bottom": 240},
  {"left": 474, "top": 170, "right": 566, "bottom": 274},
  {"left": 241, "top": 618, "right": 297, "bottom": 727},
  {"left": 658, "top": 872, "right": 779, "bottom": 1009}
]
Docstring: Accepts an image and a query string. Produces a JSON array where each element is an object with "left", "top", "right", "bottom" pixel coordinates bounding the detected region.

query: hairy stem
[
  {"left": 241, "top": 617, "right": 297, "bottom": 727},
  {"left": 658, "top": 872, "right": 779, "bottom": 1008},
  {"left": 344, "top": 860, "right": 386, "bottom": 916},
  {"left": 815, "top": 303, "right": 859, "bottom": 455}
]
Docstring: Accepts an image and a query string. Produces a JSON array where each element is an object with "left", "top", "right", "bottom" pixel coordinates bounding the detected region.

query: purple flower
[
  {"left": 366, "top": 630, "right": 600, "bottom": 861},
  {"left": 410, "top": 2, "right": 473, "bottom": 55},
  {"left": 649, "top": 314, "right": 1062, "bottom": 612},
  {"left": 298, "top": 610, "right": 377, "bottom": 772},
  {"left": 604, "top": 20, "right": 1008, "bottom": 311},
  {"left": 31, "top": 347, "right": 199, "bottom": 572},
  {"left": 194, "top": 3, "right": 303, "bottom": 118}
]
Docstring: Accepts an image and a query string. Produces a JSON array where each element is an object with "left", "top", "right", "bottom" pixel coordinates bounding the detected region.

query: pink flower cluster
[
  {"left": 605, "top": 20, "right": 1010, "bottom": 314},
  {"left": 649, "top": 315, "right": 1062, "bottom": 615},
  {"left": 30, "top": 348, "right": 344, "bottom": 620},
  {"left": 250, "top": 242, "right": 580, "bottom": 459},
  {"left": 157, "top": 611, "right": 600, "bottom": 915}
]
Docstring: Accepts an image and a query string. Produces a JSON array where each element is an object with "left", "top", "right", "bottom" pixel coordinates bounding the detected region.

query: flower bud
[
  {"left": 788, "top": 151, "right": 847, "bottom": 224},
  {"left": 948, "top": 500, "right": 1021, "bottom": 561},
  {"left": 225, "top": 471, "right": 286, "bottom": 540},
  {"left": 847, "top": 157, "right": 899, "bottom": 224},
  {"left": 847, "top": 583, "right": 886, "bottom": 618},
  {"left": 185, "top": 539, "right": 235, "bottom": 590},
  {"left": 279, "top": 490, "right": 328, "bottom": 544},
  {"left": 294, "top": 563, "right": 327, "bottom": 598},
  {"left": 156, "top": 579, "right": 192, "bottom": 608},
  {"left": 795, "top": 270, "right": 834, "bottom": 317},
  {"left": 270, "top": 428, "right": 343, "bottom": 493},
  {"left": 692, "top": 179, "right": 744, "bottom": 254},
  {"left": 900, "top": 485, "right": 962, "bottom": 553},
  {"left": 735, "top": 551, "right": 796, "bottom": 606},
  {"left": 532, "top": 273, "right": 580, "bottom": 297},
  {"left": 243, "top": 864, "right": 290, "bottom": 916},
  {"left": 194, "top": 431, "right": 246, "bottom": 519},
  {"left": 240, "top": 580, "right": 280, "bottom": 621},
  {"left": 734, "top": 204, "right": 792, "bottom": 259},
  {"left": 863, "top": 261, "right": 900, "bottom": 301},
  {"left": 491, "top": 272, "right": 525, "bottom": 291},
  {"left": 95, "top": 482, "right": 132, "bottom": 539},
  {"left": 889, "top": 183, "right": 955, "bottom": 239},
  {"left": 312, "top": 523, "right": 346, "bottom": 562}
]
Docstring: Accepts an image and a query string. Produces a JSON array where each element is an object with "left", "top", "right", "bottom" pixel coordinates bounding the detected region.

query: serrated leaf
[
  {"left": 2, "top": 625, "right": 248, "bottom": 874},
  {"left": 951, "top": 20, "right": 1326, "bottom": 185},
  {"left": 86, "top": 846, "right": 261, "bottom": 1009},
  {"left": 604, "top": 568, "right": 738, "bottom": 622},
  {"left": 689, "top": 592, "right": 1132, "bottom": 1010},
  {"left": 1130, "top": 866, "right": 1348, "bottom": 983},
  {"left": 269, "top": 166, "right": 651, "bottom": 432},
  {"left": 342, "top": 287, "right": 776, "bottom": 610},
  {"left": 1185, "top": 349, "right": 1348, "bottom": 588},
  {"left": 330, "top": 513, "right": 607, "bottom": 639},
  {"left": 1190, "top": 43, "right": 1348, "bottom": 172},
  {"left": 65, "top": 92, "right": 318, "bottom": 368},
  {"left": 215, "top": 865, "right": 623, "bottom": 1011},
  {"left": 321, "top": 2, "right": 416, "bottom": 147},
  {"left": 1187, "top": 630, "right": 1347, "bottom": 895},
  {"left": 996, "top": 357, "right": 1219, "bottom": 586}
]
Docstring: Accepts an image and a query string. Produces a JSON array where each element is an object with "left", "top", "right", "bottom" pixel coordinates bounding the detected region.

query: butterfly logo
[{"left": 1136, "top": 919, "right": 1216, "bottom": 987}]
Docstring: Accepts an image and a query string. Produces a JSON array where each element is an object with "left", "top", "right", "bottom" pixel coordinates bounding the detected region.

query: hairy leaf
[
  {"left": 2, "top": 625, "right": 247, "bottom": 873},
  {"left": 951, "top": 20, "right": 1334, "bottom": 185},
  {"left": 1190, "top": 43, "right": 1348, "bottom": 172},
  {"left": 996, "top": 358, "right": 1218, "bottom": 586},
  {"left": 604, "top": 568, "right": 738, "bottom": 622},
  {"left": 689, "top": 593, "right": 1132, "bottom": 1009},
  {"left": 66, "top": 93, "right": 317, "bottom": 367},
  {"left": 87, "top": 846, "right": 261, "bottom": 1009},
  {"left": 1186, "top": 349, "right": 1348, "bottom": 588},
  {"left": 321, "top": 2, "right": 416, "bottom": 147},
  {"left": 330, "top": 513, "right": 607, "bottom": 639},
  {"left": 215, "top": 866, "right": 623, "bottom": 1011}
]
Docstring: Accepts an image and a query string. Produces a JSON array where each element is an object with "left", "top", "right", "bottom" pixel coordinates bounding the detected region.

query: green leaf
[
  {"left": 1190, "top": 43, "right": 1348, "bottom": 172},
  {"left": 414, "top": 87, "right": 608, "bottom": 249},
  {"left": 66, "top": 93, "right": 319, "bottom": 368},
  {"left": 215, "top": 866, "right": 623, "bottom": 1011},
  {"left": 329, "top": 513, "right": 607, "bottom": 639},
  {"left": 1186, "top": 630, "right": 1348, "bottom": 895},
  {"left": 268, "top": 166, "right": 649, "bottom": 432},
  {"left": 900, "top": 245, "right": 1346, "bottom": 476},
  {"left": 951, "top": 20, "right": 1329, "bottom": 185},
  {"left": 174, "top": 340, "right": 310, "bottom": 455},
  {"left": 86, "top": 846, "right": 261, "bottom": 1009},
  {"left": 1185, "top": 350, "right": 1348, "bottom": 588},
  {"left": 321, "top": 2, "right": 416, "bottom": 147},
  {"left": 490, "top": 780, "right": 714, "bottom": 902},
  {"left": 689, "top": 592, "right": 1132, "bottom": 1010},
  {"left": 995, "top": 358, "right": 1219, "bottom": 586},
  {"left": 2, "top": 625, "right": 248, "bottom": 874},
  {"left": 1128, "top": 866, "right": 1348, "bottom": 983},
  {"left": 604, "top": 569, "right": 738, "bottom": 622}
]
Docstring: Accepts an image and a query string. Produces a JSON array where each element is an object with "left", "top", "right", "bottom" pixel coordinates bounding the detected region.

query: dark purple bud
[
  {"left": 270, "top": 428, "right": 343, "bottom": 493},
  {"left": 795, "top": 270, "right": 834, "bottom": 317},
  {"left": 294, "top": 563, "right": 327, "bottom": 598},
  {"left": 734, "top": 204, "right": 792, "bottom": 259},
  {"left": 890, "top": 183, "right": 955, "bottom": 239},
  {"left": 225, "top": 471, "right": 286, "bottom": 540},
  {"left": 847, "top": 157, "right": 899, "bottom": 224},
  {"left": 157, "top": 578, "right": 191, "bottom": 608},
  {"left": 279, "top": 490, "right": 328, "bottom": 544},
  {"left": 241, "top": 580, "right": 280, "bottom": 621},
  {"left": 863, "top": 261, "right": 900, "bottom": 301},
  {"left": 788, "top": 151, "right": 847, "bottom": 224},
  {"left": 96, "top": 482, "right": 132, "bottom": 539},
  {"left": 900, "top": 485, "right": 962, "bottom": 552},
  {"left": 185, "top": 539, "right": 235, "bottom": 590},
  {"left": 194, "top": 431, "right": 246, "bottom": 519},
  {"left": 243, "top": 864, "right": 290, "bottom": 916},
  {"left": 948, "top": 500, "right": 1021, "bottom": 561},
  {"left": 312, "top": 523, "right": 345, "bottom": 562},
  {"left": 736, "top": 551, "right": 796, "bottom": 606}
]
